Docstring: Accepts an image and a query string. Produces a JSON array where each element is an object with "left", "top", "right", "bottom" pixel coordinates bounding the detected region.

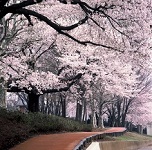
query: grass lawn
[{"left": 104, "top": 132, "right": 152, "bottom": 141}]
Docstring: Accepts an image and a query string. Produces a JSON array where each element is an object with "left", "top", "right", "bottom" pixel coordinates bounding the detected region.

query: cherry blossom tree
[
  {"left": 105, "top": 70, "right": 152, "bottom": 127},
  {"left": 0, "top": 0, "right": 152, "bottom": 114},
  {"left": 126, "top": 72, "right": 152, "bottom": 126},
  {"left": 0, "top": 13, "right": 27, "bottom": 107}
]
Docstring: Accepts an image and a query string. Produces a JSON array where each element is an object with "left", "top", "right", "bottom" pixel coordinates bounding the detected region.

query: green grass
[
  {"left": 116, "top": 136, "right": 137, "bottom": 141},
  {"left": 111, "top": 132, "right": 152, "bottom": 141}
]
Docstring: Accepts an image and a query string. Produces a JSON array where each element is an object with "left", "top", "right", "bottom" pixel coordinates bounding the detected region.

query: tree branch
[
  {"left": 0, "top": 0, "right": 126, "bottom": 51},
  {"left": 42, "top": 73, "right": 82, "bottom": 93},
  {"left": 7, "top": 73, "right": 83, "bottom": 94}
]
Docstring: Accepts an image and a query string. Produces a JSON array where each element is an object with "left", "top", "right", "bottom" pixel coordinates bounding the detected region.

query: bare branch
[
  {"left": 35, "top": 42, "right": 55, "bottom": 61},
  {"left": 89, "top": 17, "right": 105, "bottom": 31},
  {"left": 59, "top": 30, "right": 123, "bottom": 52}
]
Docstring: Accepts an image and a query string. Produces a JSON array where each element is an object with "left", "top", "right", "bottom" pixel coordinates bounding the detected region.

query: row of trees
[{"left": 0, "top": 0, "right": 152, "bottom": 127}]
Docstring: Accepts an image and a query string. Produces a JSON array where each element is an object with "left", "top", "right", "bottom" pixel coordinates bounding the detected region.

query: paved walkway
[{"left": 11, "top": 127, "right": 126, "bottom": 150}]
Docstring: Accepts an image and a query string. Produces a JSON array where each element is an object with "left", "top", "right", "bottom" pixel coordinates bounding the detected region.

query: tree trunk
[
  {"left": 60, "top": 94, "right": 66, "bottom": 118},
  {"left": 98, "top": 104, "right": 104, "bottom": 128},
  {"left": 62, "top": 98, "right": 66, "bottom": 118},
  {"left": 0, "top": 78, "right": 6, "bottom": 108},
  {"left": 92, "top": 111, "right": 97, "bottom": 128},
  {"left": 121, "top": 114, "right": 126, "bottom": 127},
  {"left": 121, "top": 98, "right": 132, "bottom": 127},
  {"left": 55, "top": 99, "right": 61, "bottom": 116},
  {"left": 82, "top": 98, "right": 87, "bottom": 122},
  {"left": 76, "top": 101, "right": 82, "bottom": 121},
  {"left": 28, "top": 93, "right": 40, "bottom": 112},
  {"left": 117, "top": 101, "right": 121, "bottom": 127},
  {"left": 40, "top": 95, "right": 45, "bottom": 113}
]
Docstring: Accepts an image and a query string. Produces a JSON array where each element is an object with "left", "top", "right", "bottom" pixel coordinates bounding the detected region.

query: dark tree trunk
[
  {"left": 117, "top": 101, "right": 121, "bottom": 127},
  {"left": 121, "top": 114, "right": 126, "bottom": 127},
  {"left": 28, "top": 93, "right": 40, "bottom": 112},
  {"left": 76, "top": 101, "right": 82, "bottom": 121},
  {"left": 82, "top": 98, "right": 86, "bottom": 122},
  {"left": 55, "top": 100, "right": 61, "bottom": 116},
  {"left": 40, "top": 95, "right": 45, "bottom": 114},
  {"left": 61, "top": 95, "right": 66, "bottom": 118}
]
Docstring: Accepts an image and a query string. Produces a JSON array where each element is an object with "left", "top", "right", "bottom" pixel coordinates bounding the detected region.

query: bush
[
  {"left": 0, "top": 109, "right": 29, "bottom": 150},
  {"left": 24, "top": 112, "right": 92, "bottom": 133},
  {"left": 0, "top": 108, "right": 92, "bottom": 150}
]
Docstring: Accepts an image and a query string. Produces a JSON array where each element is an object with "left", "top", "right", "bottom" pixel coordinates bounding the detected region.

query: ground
[{"left": 111, "top": 132, "right": 152, "bottom": 141}]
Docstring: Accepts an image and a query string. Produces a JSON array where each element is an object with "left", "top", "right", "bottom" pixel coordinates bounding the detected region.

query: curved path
[{"left": 11, "top": 127, "right": 126, "bottom": 150}]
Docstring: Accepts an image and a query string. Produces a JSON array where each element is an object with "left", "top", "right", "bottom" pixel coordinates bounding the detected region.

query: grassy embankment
[
  {"left": 0, "top": 108, "right": 92, "bottom": 150},
  {"left": 104, "top": 132, "right": 152, "bottom": 141},
  {"left": 97, "top": 132, "right": 152, "bottom": 150}
]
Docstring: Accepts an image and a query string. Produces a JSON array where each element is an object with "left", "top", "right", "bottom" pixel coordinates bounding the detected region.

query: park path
[{"left": 11, "top": 127, "right": 126, "bottom": 150}]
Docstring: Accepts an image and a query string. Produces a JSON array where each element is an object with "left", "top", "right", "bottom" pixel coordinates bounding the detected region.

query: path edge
[{"left": 73, "top": 128, "right": 127, "bottom": 150}]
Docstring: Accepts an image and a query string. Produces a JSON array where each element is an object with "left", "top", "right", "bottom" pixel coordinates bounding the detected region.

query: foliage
[
  {"left": 0, "top": 108, "right": 92, "bottom": 150},
  {"left": 24, "top": 112, "right": 92, "bottom": 133},
  {"left": 0, "top": 0, "right": 152, "bottom": 125},
  {"left": 0, "top": 109, "right": 29, "bottom": 150},
  {"left": 1, "top": 0, "right": 152, "bottom": 98}
]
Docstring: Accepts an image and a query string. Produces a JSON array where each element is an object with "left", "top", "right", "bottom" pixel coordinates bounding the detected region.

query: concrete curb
[{"left": 73, "top": 128, "right": 127, "bottom": 150}]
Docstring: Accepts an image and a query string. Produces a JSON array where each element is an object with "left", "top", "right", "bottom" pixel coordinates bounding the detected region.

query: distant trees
[{"left": 105, "top": 70, "right": 152, "bottom": 127}]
